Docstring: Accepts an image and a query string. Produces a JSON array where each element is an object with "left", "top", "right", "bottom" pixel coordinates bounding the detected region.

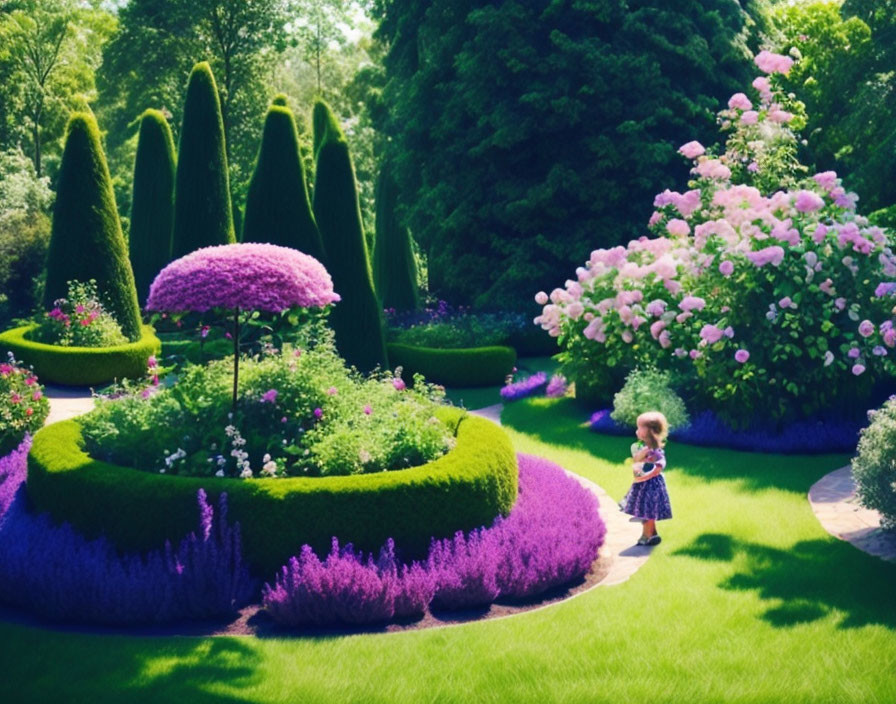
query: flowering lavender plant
[
  {"left": 590, "top": 407, "right": 864, "bottom": 454},
  {"left": 31, "top": 280, "right": 128, "bottom": 348},
  {"left": 261, "top": 454, "right": 605, "bottom": 626},
  {"left": 0, "top": 439, "right": 255, "bottom": 625},
  {"left": 538, "top": 51, "right": 896, "bottom": 426},
  {"left": 0, "top": 353, "right": 48, "bottom": 452},
  {"left": 500, "top": 371, "right": 548, "bottom": 401}
]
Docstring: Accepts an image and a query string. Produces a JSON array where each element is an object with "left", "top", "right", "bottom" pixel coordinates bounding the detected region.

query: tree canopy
[{"left": 372, "top": 0, "right": 760, "bottom": 309}]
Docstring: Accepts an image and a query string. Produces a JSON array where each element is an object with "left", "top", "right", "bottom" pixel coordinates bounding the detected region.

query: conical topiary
[
  {"left": 129, "top": 109, "right": 176, "bottom": 305},
  {"left": 171, "top": 61, "right": 235, "bottom": 259},
  {"left": 242, "top": 105, "right": 325, "bottom": 261},
  {"left": 312, "top": 99, "right": 343, "bottom": 158},
  {"left": 312, "top": 100, "right": 387, "bottom": 372},
  {"left": 373, "top": 164, "right": 419, "bottom": 311},
  {"left": 44, "top": 112, "right": 142, "bottom": 341}
]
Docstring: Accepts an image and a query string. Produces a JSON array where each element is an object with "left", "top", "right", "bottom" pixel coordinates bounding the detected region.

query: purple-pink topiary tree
[{"left": 146, "top": 243, "right": 340, "bottom": 412}]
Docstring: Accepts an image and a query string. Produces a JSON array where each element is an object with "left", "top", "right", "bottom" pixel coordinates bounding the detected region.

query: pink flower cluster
[
  {"left": 754, "top": 50, "right": 794, "bottom": 76},
  {"left": 146, "top": 243, "right": 341, "bottom": 313}
]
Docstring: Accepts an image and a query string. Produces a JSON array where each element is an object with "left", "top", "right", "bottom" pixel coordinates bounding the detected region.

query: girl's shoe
[{"left": 637, "top": 534, "right": 662, "bottom": 547}]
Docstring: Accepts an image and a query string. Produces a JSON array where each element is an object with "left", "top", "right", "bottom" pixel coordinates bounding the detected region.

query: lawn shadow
[
  {"left": 675, "top": 532, "right": 896, "bottom": 630},
  {"left": 129, "top": 638, "right": 263, "bottom": 703}
]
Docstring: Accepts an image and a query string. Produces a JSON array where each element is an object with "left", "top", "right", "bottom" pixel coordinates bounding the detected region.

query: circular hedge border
[
  {"left": 26, "top": 408, "right": 518, "bottom": 577},
  {"left": 388, "top": 343, "right": 516, "bottom": 388},
  {"left": 0, "top": 324, "right": 161, "bottom": 386}
]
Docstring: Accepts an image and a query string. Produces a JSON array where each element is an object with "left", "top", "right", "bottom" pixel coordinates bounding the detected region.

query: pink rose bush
[{"left": 536, "top": 51, "right": 896, "bottom": 425}]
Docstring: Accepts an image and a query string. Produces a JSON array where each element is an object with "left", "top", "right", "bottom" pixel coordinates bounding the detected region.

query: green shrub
[
  {"left": 312, "top": 100, "right": 387, "bottom": 372},
  {"left": 387, "top": 343, "right": 516, "bottom": 388},
  {"left": 852, "top": 398, "right": 896, "bottom": 530},
  {"left": 611, "top": 368, "right": 690, "bottom": 431},
  {"left": 32, "top": 280, "right": 128, "bottom": 348},
  {"left": 129, "top": 109, "right": 176, "bottom": 304},
  {"left": 0, "top": 354, "right": 49, "bottom": 454},
  {"left": 373, "top": 165, "right": 419, "bottom": 311},
  {"left": 242, "top": 105, "right": 325, "bottom": 262},
  {"left": 171, "top": 62, "right": 236, "bottom": 258},
  {"left": 0, "top": 324, "right": 161, "bottom": 386},
  {"left": 43, "top": 112, "right": 142, "bottom": 341},
  {"left": 27, "top": 409, "right": 518, "bottom": 576}
]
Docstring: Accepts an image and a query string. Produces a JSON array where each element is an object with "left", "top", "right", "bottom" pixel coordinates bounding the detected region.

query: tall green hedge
[
  {"left": 312, "top": 100, "right": 388, "bottom": 372},
  {"left": 129, "top": 109, "right": 176, "bottom": 304},
  {"left": 373, "top": 164, "right": 419, "bottom": 311},
  {"left": 242, "top": 105, "right": 325, "bottom": 261},
  {"left": 44, "top": 112, "right": 142, "bottom": 341},
  {"left": 171, "top": 62, "right": 235, "bottom": 259}
]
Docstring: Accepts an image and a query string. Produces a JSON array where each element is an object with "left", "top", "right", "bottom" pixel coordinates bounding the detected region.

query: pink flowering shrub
[
  {"left": 537, "top": 51, "right": 896, "bottom": 425},
  {"left": 0, "top": 353, "right": 48, "bottom": 452},
  {"left": 31, "top": 280, "right": 128, "bottom": 348},
  {"left": 146, "top": 243, "right": 340, "bottom": 313}
]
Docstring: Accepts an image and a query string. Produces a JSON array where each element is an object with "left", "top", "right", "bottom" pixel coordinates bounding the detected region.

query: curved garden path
[{"left": 809, "top": 466, "right": 896, "bottom": 563}]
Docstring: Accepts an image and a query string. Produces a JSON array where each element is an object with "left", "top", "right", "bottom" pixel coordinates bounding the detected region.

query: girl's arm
[{"left": 633, "top": 450, "right": 665, "bottom": 482}]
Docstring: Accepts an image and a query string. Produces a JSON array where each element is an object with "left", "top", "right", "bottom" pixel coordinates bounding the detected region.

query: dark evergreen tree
[
  {"left": 171, "top": 61, "right": 235, "bottom": 258},
  {"left": 129, "top": 109, "right": 176, "bottom": 304},
  {"left": 44, "top": 112, "right": 142, "bottom": 341},
  {"left": 312, "top": 100, "right": 387, "bottom": 372},
  {"left": 373, "top": 164, "right": 419, "bottom": 311},
  {"left": 242, "top": 105, "right": 325, "bottom": 261},
  {"left": 372, "top": 0, "right": 758, "bottom": 309}
]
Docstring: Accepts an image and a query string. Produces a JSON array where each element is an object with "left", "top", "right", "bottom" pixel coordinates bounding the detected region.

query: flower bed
[
  {"left": 589, "top": 408, "right": 863, "bottom": 454},
  {"left": 0, "top": 324, "right": 161, "bottom": 386},
  {"left": 0, "top": 438, "right": 254, "bottom": 625},
  {"left": 262, "top": 453, "right": 606, "bottom": 626},
  {"left": 386, "top": 302, "right": 556, "bottom": 358},
  {"left": 2, "top": 441, "right": 601, "bottom": 628},
  {"left": 25, "top": 408, "right": 518, "bottom": 576},
  {"left": 387, "top": 343, "right": 516, "bottom": 388}
]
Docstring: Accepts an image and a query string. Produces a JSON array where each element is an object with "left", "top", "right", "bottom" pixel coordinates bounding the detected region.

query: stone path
[
  {"left": 470, "top": 404, "right": 653, "bottom": 588},
  {"left": 808, "top": 466, "right": 896, "bottom": 563},
  {"left": 44, "top": 385, "right": 95, "bottom": 425}
]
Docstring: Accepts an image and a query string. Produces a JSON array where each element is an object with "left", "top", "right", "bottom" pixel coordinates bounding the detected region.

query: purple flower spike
[{"left": 146, "top": 243, "right": 340, "bottom": 313}]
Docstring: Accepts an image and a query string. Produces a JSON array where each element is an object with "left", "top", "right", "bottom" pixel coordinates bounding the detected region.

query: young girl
[{"left": 622, "top": 411, "right": 673, "bottom": 546}]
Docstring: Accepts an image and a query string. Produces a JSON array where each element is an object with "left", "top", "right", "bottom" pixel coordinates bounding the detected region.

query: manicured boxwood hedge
[
  {"left": 26, "top": 408, "right": 518, "bottom": 578},
  {"left": 0, "top": 325, "right": 161, "bottom": 386},
  {"left": 388, "top": 343, "right": 516, "bottom": 388}
]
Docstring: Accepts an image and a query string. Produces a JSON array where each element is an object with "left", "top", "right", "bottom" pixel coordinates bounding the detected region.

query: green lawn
[{"left": 2, "top": 396, "right": 895, "bottom": 703}]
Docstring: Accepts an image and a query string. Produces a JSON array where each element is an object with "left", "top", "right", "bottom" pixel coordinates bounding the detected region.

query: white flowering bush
[
  {"left": 536, "top": 51, "right": 896, "bottom": 426},
  {"left": 611, "top": 368, "right": 689, "bottom": 431},
  {"left": 852, "top": 398, "right": 896, "bottom": 530}
]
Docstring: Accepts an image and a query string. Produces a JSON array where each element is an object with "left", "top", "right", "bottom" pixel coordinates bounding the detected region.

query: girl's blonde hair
[{"left": 637, "top": 411, "right": 669, "bottom": 448}]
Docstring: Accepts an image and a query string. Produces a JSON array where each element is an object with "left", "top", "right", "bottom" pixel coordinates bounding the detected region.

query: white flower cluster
[
  {"left": 161, "top": 447, "right": 186, "bottom": 473},
  {"left": 225, "top": 424, "right": 252, "bottom": 478}
]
